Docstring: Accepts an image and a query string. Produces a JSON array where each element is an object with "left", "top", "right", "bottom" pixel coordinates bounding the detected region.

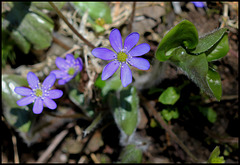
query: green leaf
[
  {"left": 101, "top": 75, "right": 122, "bottom": 97},
  {"left": 119, "top": 144, "right": 142, "bottom": 163},
  {"left": 189, "top": 28, "right": 228, "bottom": 55},
  {"left": 161, "top": 109, "right": 179, "bottom": 121},
  {"left": 72, "top": 2, "right": 112, "bottom": 33},
  {"left": 169, "top": 46, "right": 221, "bottom": 100},
  {"left": 2, "top": 74, "right": 35, "bottom": 132},
  {"left": 198, "top": 107, "right": 217, "bottom": 123},
  {"left": 155, "top": 19, "right": 198, "bottom": 61},
  {"left": 3, "top": 2, "right": 54, "bottom": 53},
  {"left": 208, "top": 146, "right": 225, "bottom": 163},
  {"left": 72, "top": 2, "right": 112, "bottom": 23},
  {"left": 206, "top": 67, "right": 222, "bottom": 101},
  {"left": 109, "top": 86, "right": 139, "bottom": 136},
  {"left": 206, "top": 33, "right": 229, "bottom": 62},
  {"left": 158, "top": 87, "right": 180, "bottom": 105}
]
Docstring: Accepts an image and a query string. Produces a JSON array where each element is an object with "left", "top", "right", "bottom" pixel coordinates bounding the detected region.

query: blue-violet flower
[
  {"left": 92, "top": 28, "right": 150, "bottom": 87},
  {"left": 51, "top": 54, "right": 83, "bottom": 85},
  {"left": 14, "top": 72, "right": 63, "bottom": 114},
  {"left": 191, "top": 1, "right": 206, "bottom": 8}
]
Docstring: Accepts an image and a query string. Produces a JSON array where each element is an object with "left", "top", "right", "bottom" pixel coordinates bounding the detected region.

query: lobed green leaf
[
  {"left": 109, "top": 86, "right": 139, "bottom": 136},
  {"left": 2, "top": 74, "right": 35, "bottom": 132},
  {"left": 155, "top": 19, "right": 198, "bottom": 61}
]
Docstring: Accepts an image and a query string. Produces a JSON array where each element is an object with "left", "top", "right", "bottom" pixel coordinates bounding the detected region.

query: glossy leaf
[
  {"left": 169, "top": 46, "right": 222, "bottom": 100},
  {"left": 119, "top": 144, "right": 142, "bottom": 163},
  {"left": 189, "top": 28, "right": 228, "bottom": 55},
  {"left": 2, "top": 74, "right": 35, "bottom": 132},
  {"left": 158, "top": 87, "right": 180, "bottom": 105},
  {"left": 3, "top": 2, "right": 54, "bottom": 53},
  {"left": 206, "top": 67, "right": 222, "bottom": 101},
  {"left": 155, "top": 19, "right": 198, "bottom": 61},
  {"left": 208, "top": 146, "right": 225, "bottom": 163},
  {"left": 206, "top": 33, "right": 229, "bottom": 62},
  {"left": 109, "top": 86, "right": 139, "bottom": 136},
  {"left": 72, "top": 2, "right": 112, "bottom": 23}
]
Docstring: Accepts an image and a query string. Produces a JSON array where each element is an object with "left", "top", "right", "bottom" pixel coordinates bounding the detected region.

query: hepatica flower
[
  {"left": 14, "top": 72, "right": 63, "bottom": 114},
  {"left": 51, "top": 54, "right": 83, "bottom": 85},
  {"left": 92, "top": 28, "right": 150, "bottom": 87}
]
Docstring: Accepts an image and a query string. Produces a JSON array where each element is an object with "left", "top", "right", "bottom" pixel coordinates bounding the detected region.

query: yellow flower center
[
  {"left": 35, "top": 89, "right": 43, "bottom": 97},
  {"left": 117, "top": 52, "right": 128, "bottom": 62},
  {"left": 68, "top": 68, "right": 75, "bottom": 75}
]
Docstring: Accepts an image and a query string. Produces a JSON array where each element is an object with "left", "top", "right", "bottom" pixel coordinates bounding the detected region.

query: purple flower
[
  {"left": 191, "top": 1, "right": 206, "bottom": 8},
  {"left": 51, "top": 54, "right": 83, "bottom": 85},
  {"left": 92, "top": 28, "right": 150, "bottom": 87},
  {"left": 14, "top": 72, "right": 63, "bottom": 114}
]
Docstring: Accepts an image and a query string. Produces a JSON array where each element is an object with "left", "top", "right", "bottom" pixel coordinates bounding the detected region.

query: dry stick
[
  {"left": 49, "top": 2, "right": 96, "bottom": 49},
  {"left": 36, "top": 123, "right": 74, "bottom": 163},
  {"left": 140, "top": 94, "right": 199, "bottom": 163},
  {"left": 12, "top": 135, "right": 19, "bottom": 163},
  {"left": 128, "top": 1, "right": 136, "bottom": 33}
]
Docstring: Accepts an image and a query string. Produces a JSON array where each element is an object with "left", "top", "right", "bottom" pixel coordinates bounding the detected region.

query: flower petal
[
  {"left": 92, "top": 48, "right": 117, "bottom": 60},
  {"left": 109, "top": 28, "right": 122, "bottom": 53},
  {"left": 42, "top": 73, "right": 56, "bottom": 90},
  {"left": 27, "top": 72, "right": 39, "bottom": 89},
  {"left": 120, "top": 63, "right": 132, "bottom": 87},
  {"left": 14, "top": 87, "right": 32, "bottom": 96},
  {"left": 33, "top": 98, "right": 43, "bottom": 114},
  {"left": 49, "top": 89, "right": 63, "bottom": 99},
  {"left": 51, "top": 70, "right": 66, "bottom": 79},
  {"left": 124, "top": 32, "right": 139, "bottom": 52},
  {"left": 129, "top": 43, "right": 150, "bottom": 57},
  {"left": 17, "top": 96, "right": 35, "bottom": 106},
  {"left": 75, "top": 57, "right": 83, "bottom": 71},
  {"left": 66, "top": 54, "right": 75, "bottom": 64},
  {"left": 43, "top": 97, "right": 57, "bottom": 110},
  {"left": 127, "top": 57, "right": 150, "bottom": 70},
  {"left": 58, "top": 79, "right": 67, "bottom": 85},
  {"left": 102, "top": 61, "right": 120, "bottom": 80},
  {"left": 55, "top": 57, "right": 69, "bottom": 70}
]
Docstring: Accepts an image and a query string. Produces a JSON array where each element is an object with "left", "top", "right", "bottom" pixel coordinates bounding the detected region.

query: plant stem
[{"left": 49, "top": 2, "right": 96, "bottom": 49}]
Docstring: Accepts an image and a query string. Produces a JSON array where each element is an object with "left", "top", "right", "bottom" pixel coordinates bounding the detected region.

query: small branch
[
  {"left": 49, "top": 2, "right": 96, "bottom": 49},
  {"left": 128, "top": 2, "right": 136, "bottom": 33},
  {"left": 12, "top": 134, "right": 19, "bottom": 163},
  {"left": 43, "top": 111, "right": 91, "bottom": 121},
  {"left": 140, "top": 94, "right": 199, "bottom": 163},
  {"left": 36, "top": 123, "right": 74, "bottom": 163},
  {"left": 52, "top": 35, "right": 71, "bottom": 50}
]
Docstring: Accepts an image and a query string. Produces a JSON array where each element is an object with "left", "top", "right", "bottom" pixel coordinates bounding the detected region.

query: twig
[
  {"left": 139, "top": 94, "right": 199, "bottom": 163},
  {"left": 36, "top": 123, "right": 74, "bottom": 163},
  {"left": 52, "top": 36, "right": 71, "bottom": 50},
  {"left": 12, "top": 134, "right": 19, "bottom": 163},
  {"left": 90, "top": 153, "right": 100, "bottom": 163},
  {"left": 43, "top": 111, "right": 91, "bottom": 121},
  {"left": 48, "top": 2, "right": 96, "bottom": 49},
  {"left": 128, "top": 2, "right": 136, "bottom": 33}
]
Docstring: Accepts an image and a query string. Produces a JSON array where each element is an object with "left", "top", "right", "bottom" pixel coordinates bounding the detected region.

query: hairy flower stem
[
  {"left": 49, "top": 2, "right": 96, "bottom": 49},
  {"left": 139, "top": 93, "right": 199, "bottom": 163}
]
